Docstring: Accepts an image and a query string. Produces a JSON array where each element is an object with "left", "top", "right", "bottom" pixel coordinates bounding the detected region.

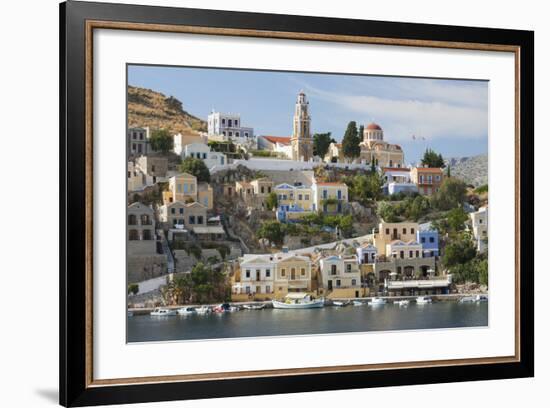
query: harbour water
[{"left": 127, "top": 301, "right": 488, "bottom": 342}]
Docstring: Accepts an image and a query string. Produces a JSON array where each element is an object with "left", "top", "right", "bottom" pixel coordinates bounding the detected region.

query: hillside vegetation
[{"left": 127, "top": 85, "right": 206, "bottom": 135}]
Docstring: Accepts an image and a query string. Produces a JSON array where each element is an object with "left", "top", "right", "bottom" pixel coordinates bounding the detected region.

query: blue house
[{"left": 416, "top": 223, "right": 439, "bottom": 257}]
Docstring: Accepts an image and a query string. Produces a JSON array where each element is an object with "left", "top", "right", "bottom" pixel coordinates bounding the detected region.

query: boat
[
  {"left": 353, "top": 300, "right": 365, "bottom": 306},
  {"left": 460, "top": 294, "right": 488, "bottom": 303},
  {"left": 368, "top": 297, "right": 387, "bottom": 306},
  {"left": 177, "top": 306, "right": 196, "bottom": 315},
  {"left": 272, "top": 293, "right": 324, "bottom": 309},
  {"left": 150, "top": 307, "right": 177, "bottom": 316},
  {"left": 243, "top": 304, "right": 265, "bottom": 310},
  {"left": 214, "top": 303, "right": 240, "bottom": 313},
  {"left": 332, "top": 301, "right": 347, "bottom": 307},
  {"left": 394, "top": 299, "right": 410, "bottom": 306},
  {"left": 475, "top": 295, "right": 489, "bottom": 302},
  {"left": 416, "top": 296, "right": 432, "bottom": 304},
  {"left": 196, "top": 305, "right": 212, "bottom": 315}
]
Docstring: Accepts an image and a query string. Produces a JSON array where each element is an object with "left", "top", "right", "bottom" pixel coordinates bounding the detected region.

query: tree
[
  {"left": 265, "top": 192, "right": 278, "bottom": 211},
  {"left": 409, "top": 195, "right": 430, "bottom": 221},
  {"left": 447, "top": 207, "right": 468, "bottom": 232},
  {"left": 421, "top": 148, "right": 445, "bottom": 168},
  {"left": 377, "top": 202, "right": 398, "bottom": 223},
  {"left": 347, "top": 173, "right": 383, "bottom": 203},
  {"left": 149, "top": 128, "right": 173, "bottom": 154},
  {"left": 127, "top": 283, "right": 139, "bottom": 295},
  {"left": 258, "top": 220, "right": 285, "bottom": 246},
  {"left": 442, "top": 236, "right": 477, "bottom": 268},
  {"left": 312, "top": 132, "right": 334, "bottom": 158},
  {"left": 432, "top": 177, "right": 467, "bottom": 210},
  {"left": 342, "top": 121, "right": 361, "bottom": 161},
  {"left": 179, "top": 157, "right": 210, "bottom": 182}
]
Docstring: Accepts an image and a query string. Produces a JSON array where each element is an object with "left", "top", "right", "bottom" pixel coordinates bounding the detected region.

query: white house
[
  {"left": 257, "top": 135, "right": 293, "bottom": 158},
  {"left": 233, "top": 255, "right": 276, "bottom": 295},
  {"left": 470, "top": 206, "right": 488, "bottom": 252},
  {"left": 207, "top": 111, "right": 256, "bottom": 148},
  {"left": 181, "top": 142, "right": 227, "bottom": 169}
]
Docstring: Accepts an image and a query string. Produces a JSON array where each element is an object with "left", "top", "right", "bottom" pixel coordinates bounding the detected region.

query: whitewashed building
[
  {"left": 470, "top": 206, "right": 488, "bottom": 252},
  {"left": 180, "top": 142, "right": 226, "bottom": 169},
  {"left": 233, "top": 255, "right": 276, "bottom": 295},
  {"left": 207, "top": 111, "right": 256, "bottom": 148}
]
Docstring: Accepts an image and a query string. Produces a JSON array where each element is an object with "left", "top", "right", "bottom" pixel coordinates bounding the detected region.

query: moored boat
[
  {"left": 177, "top": 306, "right": 196, "bottom": 315},
  {"left": 332, "top": 301, "right": 347, "bottom": 307},
  {"left": 416, "top": 296, "right": 432, "bottom": 304},
  {"left": 368, "top": 297, "right": 387, "bottom": 306},
  {"left": 150, "top": 307, "right": 177, "bottom": 316},
  {"left": 394, "top": 299, "right": 410, "bottom": 306},
  {"left": 353, "top": 300, "right": 365, "bottom": 306},
  {"left": 243, "top": 304, "right": 265, "bottom": 310},
  {"left": 196, "top": 305, "right": 212, "bottom": 315},
  {"left": 272, "top": 293, "right": 324, "bottom": 309}
]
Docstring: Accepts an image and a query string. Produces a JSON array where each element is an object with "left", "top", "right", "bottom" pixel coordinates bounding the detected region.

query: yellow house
[
  {"left": 311, "top": 181, "right": 348, "bottom": 213},
  {"left": 318, "top": 255, "right": 363, "bottom": 298},
  {"left": 273, "top": 254, "right": 312, "bottom": 298},
  {"left": 198, "top": 183, "right": 214, "bottom": 210},
  {"left": 374, "top": 221, "right": 420, "bottom": 258},
  {"left": 169, "top": 173, "right": 197, "bottom": 203},
  {"left": 274, "top": 183, "right": 313, "bottom": 211}
]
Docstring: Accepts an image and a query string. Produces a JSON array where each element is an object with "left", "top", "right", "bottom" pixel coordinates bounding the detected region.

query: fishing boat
[
  {"left": 150, "top": 307, "right": 177, "bottom": 316},
  {"left": 332, "top": 301, "right": 347, "bottom": 307},
  {"left": 272, "top": 293, "right": 324, "bottom": 309},
  {"left": 196, "top": 305, "right": 212, "bottom": 315},
  {"left": 353, "top": 300, "right": 365, "bottom": 306},
  {"left": 368, "top": 297, "right": 387, "bottom": 306},
  {"left": 214, "top": 303, "right": 240, "bottom": 313},
  {"left": 394, "top": 299, "right": 410, "bottom": 306},
  {"left": 177, "top": 306, "right": 196, "bottom": 315},
  {"left": 416, "top": 296, "right": 432, "bottom": 304},
  {"left": 243, "top": 304, "right": 265, "bottom": 310}
]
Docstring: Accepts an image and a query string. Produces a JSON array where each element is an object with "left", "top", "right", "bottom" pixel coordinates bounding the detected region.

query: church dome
[{"left": 366, "top": 122, "right": 382, "bottom": 130}]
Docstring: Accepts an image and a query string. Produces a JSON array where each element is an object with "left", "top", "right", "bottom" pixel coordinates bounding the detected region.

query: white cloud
[{"left": 299, "top": 79, "right": 488, "bottom": 142}]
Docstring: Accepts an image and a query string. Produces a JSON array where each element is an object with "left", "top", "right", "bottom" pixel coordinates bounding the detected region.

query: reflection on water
[{"left": 127, "top": 301, "right": 488, "bottom": 343}]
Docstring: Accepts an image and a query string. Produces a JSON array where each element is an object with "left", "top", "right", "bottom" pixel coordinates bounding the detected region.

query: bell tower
[{"left": 291, "top": 91, "right": 312, "bottom": 161}]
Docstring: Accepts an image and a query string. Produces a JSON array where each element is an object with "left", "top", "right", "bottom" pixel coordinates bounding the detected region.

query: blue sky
[{"left": 128, "top": 65, "right": 488, "bottom": 164}]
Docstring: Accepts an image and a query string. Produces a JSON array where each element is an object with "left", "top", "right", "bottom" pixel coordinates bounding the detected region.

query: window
[
  {"left": 266, "top": 269, "right": 271, "bottom": 277},
  {"left": 410, "top": 228, "right": 415, "bottom": 234},
  {"left": 171, "top": 208, "right": 175, "bottom": 215},
  {"left": 385, "top": 228, "right": 390, "bottom": 235},
  {"left": 197, "top": 216, "right": 204, "bottom": 224},
  {"left": 331, "top": 265, "right": 337, "bottom": 275},
  {"left": 132, "top": 132, "right": 137, "bottom": 139},
  {"left": 268, "top": 187, "right": 272, "bottom": 193},
  {"left": 245, "top": 270, "right": 250, "bottom": 278},
  {"left": 228, "top": 131, "right": 233, "bottom": 137},
  {"left": 409, "top": 250, "right": 413, "bottom": 258},
  {"left": 189, "top": 216, "right": 195, "bottom": 224},
  {"left": 266, "top": 285, "right": 270, "bottom": 293},
  {"left": 298, "top": 194, "right": 303, "bottom": 200},
  {"left": 351, "top": 279, "right": 357, "bottom": 286},
  {"left": 429, "top": 237, "right": 435, "bottom": 243},
  {"left": 203, "top": 153, "right": 207, "bottom": 159},
  {"left": 323, "top": 190, "right": 328, "bottom": 199},
  {"left": 479, "top": 219, "right": 483, "bottom": 224},
  {"left": 222, "top": 118, "right": 225, "bottom": 125},
  {"left": 228, "top": 119, "right": 232, "bottom": 127},
  {"left": 235, "top": 120, "right": 238, "bottom": 126},
  {"left": 128, "top": 214, "right": 137, "bottom": 225},
  {"left": 222, "top": 131, "right": 226, "bottom": 136},
  {"left": 336, "top": 280, "right": 341, "bottom": 287},
  {"left": 179, "top": 208, "right": 184, "bottom": 215},
  {"left": 301, "top": 268, "right": 306, "bottom": 276},
  {"left": 281, "top": 269, "right": 286, "bottom": 277},
  {"left": 236, "top": 132, "right": 240, "bottom": 137},
  {"left": 183, "top": 183, "right": 188, "bottom": 193},
  {"left": 402, "top": 228, "right": 406, "bottom": 234},
  {"left": 128, "top": 229, "right": 139, "bottom": 240},
  {"left": 416, "top": 250, "right": 420, "bottom": 257},
  {"left": 421, "top": 237, "right": 426, "bottom": 243},
  {"left": 346, "top": 264, "right": 351, "bottom": 273},
  {"left": 261, "top": 186, "right": 265, "bottom": 194},
  {"left": 245, "top": 286, "right": 250, "bottom": 294},
  {"left": 244, "top": 132, "right": 249, "bottom": 137},
  {"left": 142, "top": 230, "right": 152, "bottom": 240},
  {"left": 304, "top": 194, "right": 309, "bottom": 200},
  {"left": 400, "top": 251, "right": 404, "bottom": 259},
  {"left": 151, "top": 165, "right": 155, "bottom": 172}
]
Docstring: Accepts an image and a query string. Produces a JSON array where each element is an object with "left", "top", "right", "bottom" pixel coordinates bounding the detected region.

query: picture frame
[{"left": 60, "top": 0, "right": 534, "bottom": 406}]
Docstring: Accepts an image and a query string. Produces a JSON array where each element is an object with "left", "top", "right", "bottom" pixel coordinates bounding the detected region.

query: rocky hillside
[
  {"left": 445, "top": 155, "right": 488, "bottom": 187},
  {"left": 127, "top": 85, "right": 206, "bottom": 135}
]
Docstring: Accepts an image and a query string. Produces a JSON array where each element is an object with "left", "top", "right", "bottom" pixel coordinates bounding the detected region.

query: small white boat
[
  {"left": 177, "top": 307, "right": 196, "bottom": 315},
  {"left": 475, "top": 295, "right": 488, "bottom": 302},
  {"left": 150, "top": 307, "right": 177, "bottom": 316},
  {"left": 459, "top": 296, "right": 477, "bottom": 303},
  {"left": 353, "top": 300, "right": 365, "bottom": 306},
  {"left": 272, "top": 293, "right": 324, "bottom": 309},
  {"left": 196, "top": 305, "right": 212, "bottom": 315},
  {"left": 243, "top": 304, "right": 265, "bottom": 310},
  {"left": 394, "top": 300, "right": 410, "bottom": 307},
  {"left": 416, "top": 296, "right": 432, "bottom": 304},
  {"left": 368, "top": 297, "right": 387, "bottom": 306},
  {"left": 332, "top": 301, "right": 346, "bottom": 307}
]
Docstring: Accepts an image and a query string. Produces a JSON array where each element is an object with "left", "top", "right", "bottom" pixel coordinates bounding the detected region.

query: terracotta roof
[
  {"left": 414, "top": 167, "right": 444, "bottom": 173},
  {"left": 315, "top": 182, "right": 347, "bottom": 186},
  {"left": 262, "top": 135, "right": 291, "bottom": 145},
  {"left": 366, "top": 122, "right": 382, "bottom": 130}
]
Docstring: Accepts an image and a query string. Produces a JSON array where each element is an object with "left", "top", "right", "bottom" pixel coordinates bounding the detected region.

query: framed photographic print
[{"left": 60, "top": 0, "right": 534, "bottom": 406}]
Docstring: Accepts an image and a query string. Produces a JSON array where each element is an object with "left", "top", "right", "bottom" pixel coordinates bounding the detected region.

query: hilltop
[
  {"left": 445, "top": 154, "right": 488, "bottom": 187},
  {"left": 127, "top": 85, "right": 206, "bottom": 135}
]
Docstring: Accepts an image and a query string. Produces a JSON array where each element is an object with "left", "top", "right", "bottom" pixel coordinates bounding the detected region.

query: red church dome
[{"left": 366, "top": 122, "right": 382, "bottom": 130}]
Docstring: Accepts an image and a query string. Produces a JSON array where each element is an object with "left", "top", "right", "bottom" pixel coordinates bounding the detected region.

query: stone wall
[{"left": 127, "top": 254, "right": 167, "bottom": 284}]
